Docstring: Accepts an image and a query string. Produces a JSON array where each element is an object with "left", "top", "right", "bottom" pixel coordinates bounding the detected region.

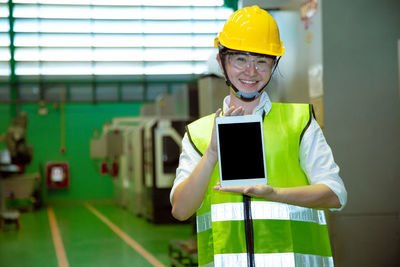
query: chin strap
[
  {"left": 219, "top": 47, "right": 280, "bottom": 102},
  {"left": 232, "top": 89, "right": 263, "bottom": 101}
]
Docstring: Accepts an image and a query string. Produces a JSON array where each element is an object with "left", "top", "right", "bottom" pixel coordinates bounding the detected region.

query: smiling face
[{"left": 217, "top": 51, "right": 275, "bottom": 98}]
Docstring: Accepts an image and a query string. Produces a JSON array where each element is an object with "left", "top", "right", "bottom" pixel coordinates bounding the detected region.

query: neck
[{"left": 229, "top": 90, "right": 261, "bottom": 115}]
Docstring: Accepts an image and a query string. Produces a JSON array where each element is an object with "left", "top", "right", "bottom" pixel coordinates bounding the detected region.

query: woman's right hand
[{"left": 207, "top": 106, "right": 245, "bottom": 158}]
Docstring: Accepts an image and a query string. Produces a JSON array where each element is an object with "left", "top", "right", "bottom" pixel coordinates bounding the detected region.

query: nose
[{"left": 245, "top": 60, "right": 257, "bottom": 75}]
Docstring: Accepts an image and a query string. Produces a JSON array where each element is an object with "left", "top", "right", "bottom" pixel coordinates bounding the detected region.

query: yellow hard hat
[{"left": 215, "top": 5, "right": 285, "bottom": 57}]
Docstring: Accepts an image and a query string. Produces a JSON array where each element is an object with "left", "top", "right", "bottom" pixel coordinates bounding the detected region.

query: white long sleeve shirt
[{"left": 170, "top": 92, "right": 347, "bottom": 211}]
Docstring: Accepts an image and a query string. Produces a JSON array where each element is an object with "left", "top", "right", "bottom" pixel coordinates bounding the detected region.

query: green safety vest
[{"left": 186, "top": 103, "right": 333, "bottom": 267}]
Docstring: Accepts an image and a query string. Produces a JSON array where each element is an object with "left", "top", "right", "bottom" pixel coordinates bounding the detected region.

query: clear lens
[{"left": 228, "top": 53, "right": 273, "bottom": 72}]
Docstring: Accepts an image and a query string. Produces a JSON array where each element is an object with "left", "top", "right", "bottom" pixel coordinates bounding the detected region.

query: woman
[{"left": 171, "top": 5, "right": 347, "bottom": 267}]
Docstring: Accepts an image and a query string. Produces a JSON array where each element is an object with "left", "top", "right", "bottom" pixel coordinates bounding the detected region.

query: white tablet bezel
[{"left": 215, "top": 114, "right": 268, "bottom": 187}]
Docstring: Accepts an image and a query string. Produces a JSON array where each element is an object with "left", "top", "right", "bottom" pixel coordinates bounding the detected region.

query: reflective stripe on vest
[
  {"left": 212, "top": 253, "right": 334, "bottom": 267},
  {"left": 212, "top": 202, "right": 326, "bottom": 225},
  {"left": 197, "top": 211, "right": 212, "bottom": 233},
  {"left": 187, "top": 103, "right": 333, "bottom": 266},
  {"left": 198, "top": 201, "right": 327, "bottom": 233}
]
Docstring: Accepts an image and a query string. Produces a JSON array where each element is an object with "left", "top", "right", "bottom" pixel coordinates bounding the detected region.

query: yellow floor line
[
  {"left": 84, "top": 202, "right": 166, "bottom": 267},
  {"left": 47, "top": 207, "right": 70, "bottom": 267}
]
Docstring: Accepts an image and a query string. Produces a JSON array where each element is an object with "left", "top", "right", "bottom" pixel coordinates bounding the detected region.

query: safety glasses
[{"left": 227, "top": 53, "right": 274, "bottom": 72}]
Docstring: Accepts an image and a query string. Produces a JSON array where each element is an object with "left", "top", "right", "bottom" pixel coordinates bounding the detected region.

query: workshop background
[{"left": 0, "top": 0, "right": 399, "bottom": 267}]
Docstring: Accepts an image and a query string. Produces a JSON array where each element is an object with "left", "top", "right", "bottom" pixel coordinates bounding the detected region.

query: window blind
[
  {"left": 10, "top": 0, "right": 232, "bottom": 77},
  {"left": 0, "top": 0, "right": 9, "bottom": 77}
]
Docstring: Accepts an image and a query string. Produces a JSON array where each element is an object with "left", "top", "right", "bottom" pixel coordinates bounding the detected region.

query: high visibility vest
[{"left": 186, "top": 103, "right": 333, "bottom": 267}]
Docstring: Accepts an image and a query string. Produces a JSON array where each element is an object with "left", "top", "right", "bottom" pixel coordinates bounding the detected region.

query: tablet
[{"left": 215, "top": 114, "right": 268, "bottom": 187}]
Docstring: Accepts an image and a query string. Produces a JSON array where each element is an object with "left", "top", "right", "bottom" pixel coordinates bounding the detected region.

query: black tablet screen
[{"left": 218, "top": 122, "right": 265, "bottom": 180}]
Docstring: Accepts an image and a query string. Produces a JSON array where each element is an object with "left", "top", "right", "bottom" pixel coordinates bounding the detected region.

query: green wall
[{"left": 1, "top": 102, "right": 142, "bottom": 204}]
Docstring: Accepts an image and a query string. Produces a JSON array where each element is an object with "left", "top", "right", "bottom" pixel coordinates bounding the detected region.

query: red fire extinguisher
[{"left": 110, "top": 160, "right": 119, "bottom": 178}]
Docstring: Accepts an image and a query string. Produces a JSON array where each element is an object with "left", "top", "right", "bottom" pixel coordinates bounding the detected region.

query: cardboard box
[{"left": 197, "top": 75, "right": 229, "bottom": 117}]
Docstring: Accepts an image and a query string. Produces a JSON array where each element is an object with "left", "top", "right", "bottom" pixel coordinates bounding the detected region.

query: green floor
[{"left": 0, "top": 203, "right": 193, "bottom": 267}]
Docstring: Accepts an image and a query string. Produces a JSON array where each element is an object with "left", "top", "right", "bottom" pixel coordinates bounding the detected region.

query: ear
[{"left": 216, "top": 53, "right": 225, "bottom": 75}]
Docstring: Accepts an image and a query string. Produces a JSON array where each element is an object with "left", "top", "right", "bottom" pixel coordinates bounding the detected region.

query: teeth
[{"left": 241, "top": 80, "right": 257, "bottom": 84}]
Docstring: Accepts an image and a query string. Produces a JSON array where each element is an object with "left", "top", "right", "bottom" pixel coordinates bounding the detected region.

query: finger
[
  {"left": 213, "top": 185, "right": 222, "bottom": 190},
  {"left": 215, "top": 108, "right": 222, "bottom": 117},
  {"left": 213, "top": 182, "right": 221, "bottom": 190},
  {"left": 224, "top": 106, "right": 236, "bottom": 116},
  {"left": 220, "top": 186, "right": 246, "bottom": 193},
  {"left": 244, "top": 186, "right": 256, "bottom": 195},
  {"left": 244, "top": 192, "right": 257, "bottom": 198},
  {"left": 243, "top": 187, "right": 251, "bottom": 194},
  {"left": 231, "top": 106, "right": 244, "bottom": 116}
]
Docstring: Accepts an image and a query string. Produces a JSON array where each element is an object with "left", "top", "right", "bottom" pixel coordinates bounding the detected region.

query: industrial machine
[
  {"left": 90, "top": 82, "right": 201, "bottom": 223},
  {"left": 141, "top": 118, "right": 190, "bottom": 223},
  {"left": 1, "top": 112, "right": 33, "bottom": 165},
  {"left": 0, "top": 113, "right": 40, "bottom": 229}
]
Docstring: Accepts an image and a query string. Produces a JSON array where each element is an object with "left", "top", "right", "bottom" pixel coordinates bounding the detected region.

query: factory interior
[{"left": 0, "top": 0, "right": 399, "bottom": 266}]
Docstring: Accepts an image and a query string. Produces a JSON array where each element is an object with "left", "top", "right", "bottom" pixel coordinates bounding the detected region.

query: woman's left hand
[
  {"left": 213, "top": 182, "right": 275, "bottom": 199},
  {"left": 214, "top": 182, "right": 342, "bottom": 209}
]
